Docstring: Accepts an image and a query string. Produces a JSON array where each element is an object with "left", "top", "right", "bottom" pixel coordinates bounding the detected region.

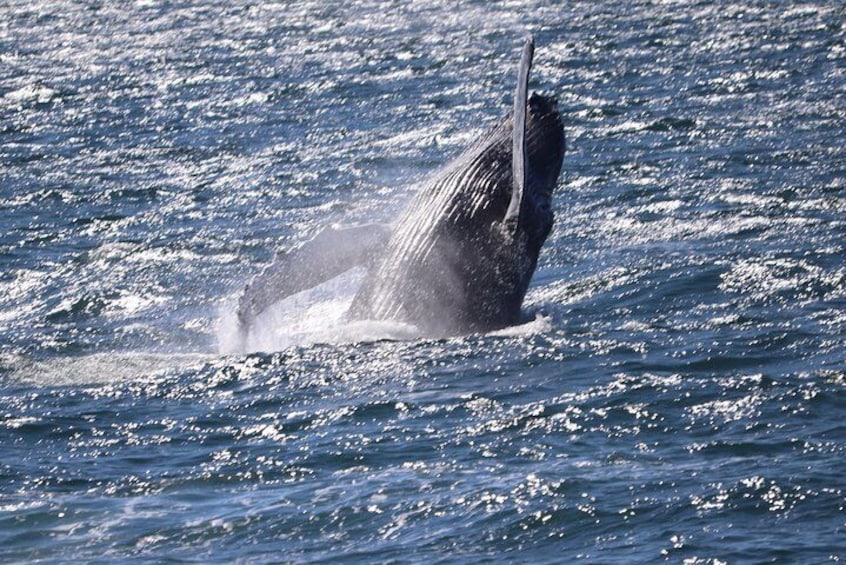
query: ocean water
[{"left": 2, "top": 0, "right": 845, "bottom": 562}]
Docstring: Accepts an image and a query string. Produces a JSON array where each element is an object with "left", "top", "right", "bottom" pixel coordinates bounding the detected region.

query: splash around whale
[{"left": 229, "top": 36, "right": 565, "bottom": 352}]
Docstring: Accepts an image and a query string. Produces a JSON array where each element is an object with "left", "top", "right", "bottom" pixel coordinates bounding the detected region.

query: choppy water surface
[{"left": 2, "top": 1, "right": 845, "bottom": 562}]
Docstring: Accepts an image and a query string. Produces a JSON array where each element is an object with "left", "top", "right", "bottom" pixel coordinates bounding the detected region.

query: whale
[{"left": 236, "top": 36, "right": 565, "bottom": 339}]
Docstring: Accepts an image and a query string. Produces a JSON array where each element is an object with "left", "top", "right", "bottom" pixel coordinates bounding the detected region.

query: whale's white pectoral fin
[
  {"left": 236, "top": 223, "right": 392, "bottom": 330},
  {"left": 503, "top": 34, "right": 534, "bottom": 236}
]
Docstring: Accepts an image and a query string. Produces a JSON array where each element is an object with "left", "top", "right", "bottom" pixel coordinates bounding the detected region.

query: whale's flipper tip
[{"left": 503, "top": 35, "right": 535, "bottom": 236}]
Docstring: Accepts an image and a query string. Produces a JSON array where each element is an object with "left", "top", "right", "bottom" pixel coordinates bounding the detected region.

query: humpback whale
[{"left": 236, "top": 36, "right": 565, "bottom": 340}]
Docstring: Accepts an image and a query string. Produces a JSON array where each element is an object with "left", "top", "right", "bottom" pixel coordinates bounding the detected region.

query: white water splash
[
  {"left": 217, "top": 267, "right": 423, "bottom": 354},
  {"left": 488, "top": 313, "right": 552, "bottom": 337},
  {"left": 217, "top": 265, "right": 555, "bottom": 354}
]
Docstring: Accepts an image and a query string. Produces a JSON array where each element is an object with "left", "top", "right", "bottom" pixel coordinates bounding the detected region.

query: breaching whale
[{"left": 236, "top": 36, "right": 565, "bottom": 340}]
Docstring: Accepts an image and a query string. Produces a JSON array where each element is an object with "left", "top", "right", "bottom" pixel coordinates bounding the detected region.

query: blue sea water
[{"left": 2, "top": 0, "right": 845, "bottom": 562}]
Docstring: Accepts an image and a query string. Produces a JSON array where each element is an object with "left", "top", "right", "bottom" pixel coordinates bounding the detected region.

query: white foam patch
[
  {"left": 5, "top": 352, "right": 212, "bottom": 386},
  {"left": 4, "top": 83, "right": 55, "bottom": 105},
  {"left": 488, "top": 314, "right": 552, "bottom": 337}
]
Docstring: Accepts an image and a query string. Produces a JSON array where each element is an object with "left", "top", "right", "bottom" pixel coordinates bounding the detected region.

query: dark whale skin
[{"left": 349, "top": 93, "right": 565, "bottom": 336}]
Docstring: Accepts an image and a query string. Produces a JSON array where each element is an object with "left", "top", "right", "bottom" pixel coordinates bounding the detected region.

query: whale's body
[
  {"left": 236, "top": 37, "right": 565, "bottom": 340},
  {"left": 349, "top": 93, "right": 563, "bottom": 335}
]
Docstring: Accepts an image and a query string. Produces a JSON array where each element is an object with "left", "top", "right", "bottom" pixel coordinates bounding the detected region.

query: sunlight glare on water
[{"left": 1, "top": 0, "right": 845, "bottom": 562}]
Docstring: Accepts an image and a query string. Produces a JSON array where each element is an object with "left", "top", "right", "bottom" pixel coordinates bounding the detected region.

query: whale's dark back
[{"left": 349, "top": 93, "right": 565, "bottom": 335}]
